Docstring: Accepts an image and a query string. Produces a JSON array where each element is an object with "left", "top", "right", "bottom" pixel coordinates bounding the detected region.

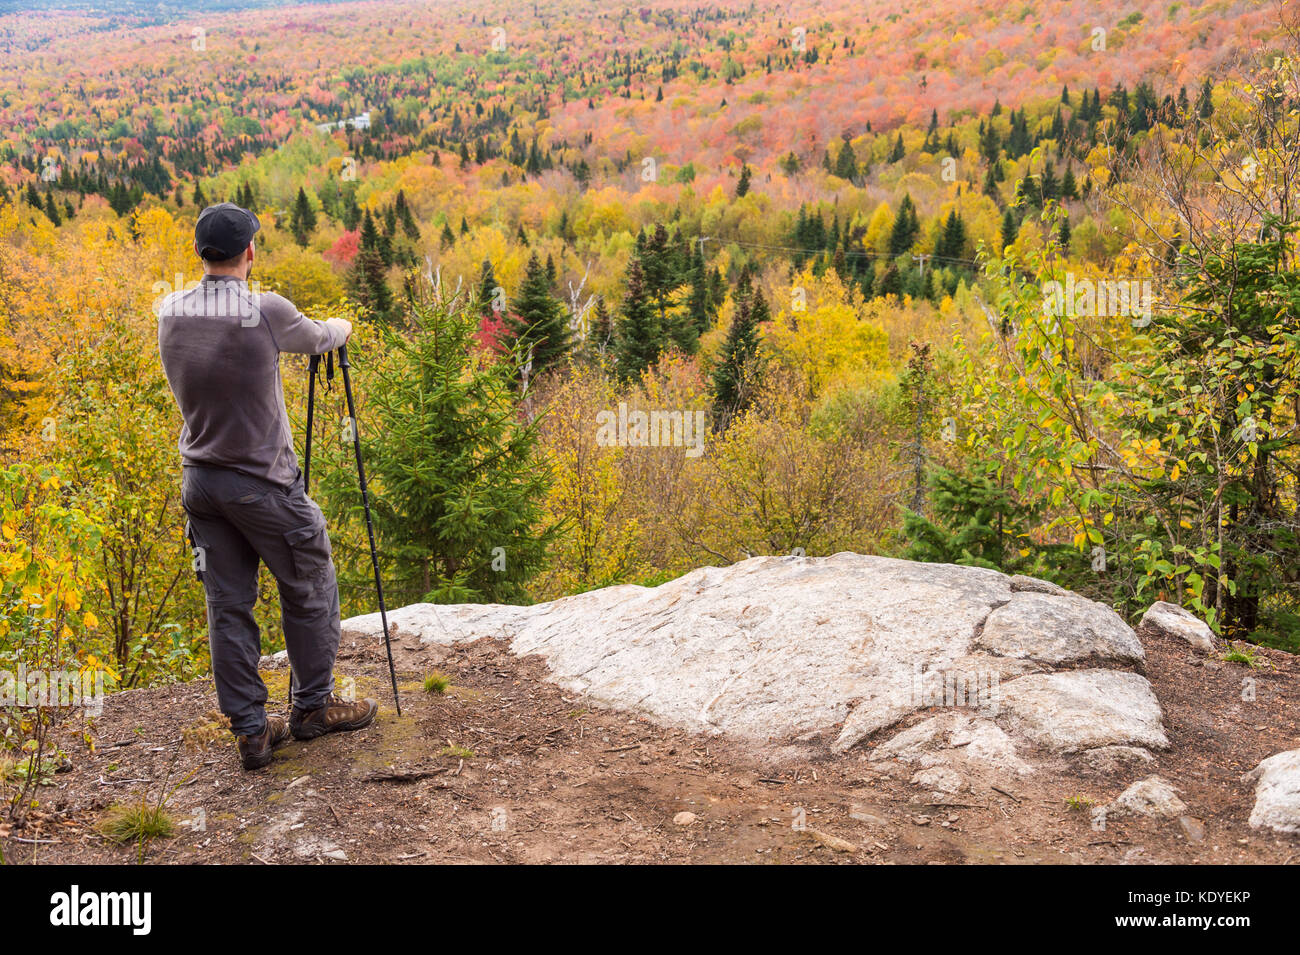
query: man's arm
[{"left": 259, "top": 292, "right": 352, "bottom": 355}]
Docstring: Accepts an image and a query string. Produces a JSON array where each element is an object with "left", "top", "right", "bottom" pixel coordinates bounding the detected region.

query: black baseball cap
[{"left": 195, "top": 202, "right": 261, "bottom": 260}]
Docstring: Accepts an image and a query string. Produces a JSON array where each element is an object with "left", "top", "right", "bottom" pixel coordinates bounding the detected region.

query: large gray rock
[
  {"left": 868, "top": 712, "right": 1035, "bottom": 795},
  {"left": 344, "top": 553, "right": 1161, "bottom": 764},
  {"left": 1243, "top": 749, "right": 1300, "bottom": 833},
  {"left": 1105, "top": 776, "right": 1187, "bottom": 818},
  {"left": 977, "top": 591, "right": 1144, "bottom": 664},
  {"left": 1009, "top": 574, "right": 1071, "bottom": 597},
  {"left": 996, "top": 670, "right": 1169, "bottom": 753},
  {"left": 1076, "top": 745, "right": 1157, "bottom": 774},
  {"left": 1137, "top": 601, "right": 1215, "bottom": 653}
]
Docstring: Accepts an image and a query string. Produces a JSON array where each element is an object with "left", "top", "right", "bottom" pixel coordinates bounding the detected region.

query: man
[{"left": 158, "top": 202, "right": 378, "bottom": 770}]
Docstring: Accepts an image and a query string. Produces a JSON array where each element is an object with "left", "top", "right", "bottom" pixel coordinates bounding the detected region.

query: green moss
[{"left": 259, "top": 669, "right": 292, "bottom": 703}]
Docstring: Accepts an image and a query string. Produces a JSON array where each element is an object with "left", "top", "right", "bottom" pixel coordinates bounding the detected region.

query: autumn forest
[{"left": 3, "top": 0, "right": 1300, "bottom": 710}]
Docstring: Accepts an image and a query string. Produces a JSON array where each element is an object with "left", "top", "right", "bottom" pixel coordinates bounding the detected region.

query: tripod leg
[
  {"left": 337, "top": 345, "right": 402, "bottom": 716},
  {"left": 291, "top": 353, "right": 322, "bottom": 715},
  {"left": 304, "top": 354, "right": 320, "bottom": 493}
]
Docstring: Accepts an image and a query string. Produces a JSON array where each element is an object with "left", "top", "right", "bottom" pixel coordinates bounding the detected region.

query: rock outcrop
[
  {"left": 1137, "top": 601, "right": 1216, "bottom": 653},
  {"left": 345, "top": 553, "right": 1169, "bottom": 775},
  {"left": 1243, "top": 749, "right": 1300, "bottom": 833},
  {"left": 1103, "top": 775, "right": 1188, "bottom": 819}
]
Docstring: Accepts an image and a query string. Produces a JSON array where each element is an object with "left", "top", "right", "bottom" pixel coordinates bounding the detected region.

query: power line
[{"left": 686, "top": 235, "right": 981, "bottom": 268}]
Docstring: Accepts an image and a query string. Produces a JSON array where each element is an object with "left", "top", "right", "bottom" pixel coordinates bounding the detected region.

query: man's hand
[{"left": 326, "top": 317, "right": 353, "bottom": 341}]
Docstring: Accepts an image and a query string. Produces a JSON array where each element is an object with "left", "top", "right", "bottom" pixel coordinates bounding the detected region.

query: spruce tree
[
  {"left": 1061, "top": 166, "right": 1078, "bottom": 200},
  {"left": 507, "top": 252, "right": 569, "bottom": 374},
  {"left": 587, "top": 295, "right": 613, "bottom": 358},
  {"left": 735, "top": 163, "right": 752, "bottom": 198},
  {"left": 318, "top": 287, "right": 552, "bottom": 605},
  {"left": 1197, "top": 78, "right": 1214, "bottom": 118},
  {"left": 888, "top": 194, "right": 920, "bottom": 255},
  {"left": 833, "top": 133, "right": 858, "bottom": 182},
  {"left": 983, "top": 165, "right": 1000, "bottom": 200},
  {"left": 477, "top": 259, "right": 500, "bottom": 318},
  {"left": 632, "top": 225, "right": 688, "bottom": 348},
  {"left": 889, "top": 132, "right": 905, "bottom": 162},
  {"left": 1040, "top": 164, "right": 1059, "bottom": 202},
  {"left": 902, "top": 465, "right": 1042, "bottom": 572},
  {"left": 290, "top": 187, "right": 317, "bottom": 246},
  {"left": 394, "top": 189, "right": 419, "bottom": 240},
  {"left": 347, "top": 211, "right": 394, "bottom": 320},
  {"left": 1000, "top": 208, "right": 1018, "bottom": 250},
  {"left": 342, "top": 191, "right": 361, "bottom": 231},
  {"left": 685, "top": 244, "right": 713, "bottom": 337},
  {"left": 935, "top": 210, "right": 967, "bottom": 261},
  {"left": 711, "top": 296, "right": 761, "bottom": 427},
  {"left": 613, "top": 260, "right": 663, "bottom": 381}
]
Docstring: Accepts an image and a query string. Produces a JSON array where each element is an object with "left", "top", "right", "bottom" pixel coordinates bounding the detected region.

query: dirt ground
[{"left": 4, "top": 626, "right": 1300, "bottom": 865}]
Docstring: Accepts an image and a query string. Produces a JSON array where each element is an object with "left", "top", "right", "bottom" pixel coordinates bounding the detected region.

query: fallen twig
[
  {"left": 364, "top": 769, "right": 439, "bottom": 784},
  {"left": 806, "top": 829, "right": 857, "bottom": 853}
]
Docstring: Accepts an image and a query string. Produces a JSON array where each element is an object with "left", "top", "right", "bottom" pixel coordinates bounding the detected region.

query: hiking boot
[
  {"left": 237, "top": 714, "right": 290, "bottom": 771},
  {"left": 290, "top": 693, "right": 378, "bottom": 741}
]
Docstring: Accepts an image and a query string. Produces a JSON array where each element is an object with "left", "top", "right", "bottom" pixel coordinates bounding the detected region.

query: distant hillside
[{"left": 0, "top": 0, "right": 352, "bottom": 19}]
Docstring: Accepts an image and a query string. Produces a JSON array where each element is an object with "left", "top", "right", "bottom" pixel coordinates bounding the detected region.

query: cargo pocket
[{"left": 284, "top": 517, "right": 332, "bottom": 583}]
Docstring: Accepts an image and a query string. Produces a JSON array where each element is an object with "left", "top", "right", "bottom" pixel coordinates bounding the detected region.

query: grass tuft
[
  {"left": 423, "top": 671, "right": 452, "bottom": 695},
  {"left": 99, "top": 802, "right": 176, "bottom": 845},
  {"left": 1220, "top": 642, "right": 1271, "bottom": 669}
]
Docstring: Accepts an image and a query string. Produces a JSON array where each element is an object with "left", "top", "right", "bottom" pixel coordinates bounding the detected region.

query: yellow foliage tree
[{"left": 764, "top": 267, "right": 890, "bottom": 401}]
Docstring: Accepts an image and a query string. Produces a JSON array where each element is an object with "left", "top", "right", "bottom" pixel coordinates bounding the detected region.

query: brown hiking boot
[
  {"left": 237, "top": 714, "right": 290, "bottom": 771},
  {"left": 290, "top": 693, "right": 378, "bottom": 741}
]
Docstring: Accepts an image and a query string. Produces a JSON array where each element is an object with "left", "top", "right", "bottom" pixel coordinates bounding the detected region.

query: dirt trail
[{"left": 5, "top": 628, "right": 1300, "bottom": 864}]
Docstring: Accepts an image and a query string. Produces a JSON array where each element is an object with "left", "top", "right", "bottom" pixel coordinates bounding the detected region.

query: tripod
[{"left": 303, "top": 345, "right": 402, "bottom": 716}]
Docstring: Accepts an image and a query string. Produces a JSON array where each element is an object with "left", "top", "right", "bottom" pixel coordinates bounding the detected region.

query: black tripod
[{"left": 303, "top": 345, "right": 402, "bottom": 716}]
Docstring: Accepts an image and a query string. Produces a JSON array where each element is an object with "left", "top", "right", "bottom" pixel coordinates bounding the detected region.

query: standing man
[{"left": 158, "top": 202, "right": 378, "bottom": 770}]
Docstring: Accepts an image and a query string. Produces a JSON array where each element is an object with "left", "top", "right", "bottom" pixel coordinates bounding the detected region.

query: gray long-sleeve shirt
[{"left": 158, "top": 274, "right": 346, "bottom": 487}]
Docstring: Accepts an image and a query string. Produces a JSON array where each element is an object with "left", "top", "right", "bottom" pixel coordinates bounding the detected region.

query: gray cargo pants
[{"left": 181, "top": 465, "right": 340, "bottom": 736}]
